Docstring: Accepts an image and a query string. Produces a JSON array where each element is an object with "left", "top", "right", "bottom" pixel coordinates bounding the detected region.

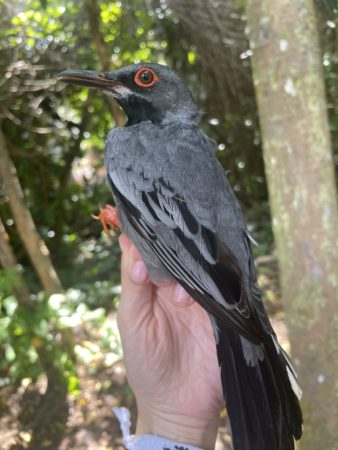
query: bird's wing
[{"left": 106, "top": 156, "right": 268, "bottom": 343}]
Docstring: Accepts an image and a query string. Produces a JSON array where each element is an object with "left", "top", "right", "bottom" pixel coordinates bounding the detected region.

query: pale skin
[{"left": 118, "top": 234, "right": 224, "bottom": 450}]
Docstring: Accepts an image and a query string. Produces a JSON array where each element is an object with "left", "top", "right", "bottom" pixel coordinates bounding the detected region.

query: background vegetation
[{"left": 0, "top": 0, "right": 337, "bottom": 449}]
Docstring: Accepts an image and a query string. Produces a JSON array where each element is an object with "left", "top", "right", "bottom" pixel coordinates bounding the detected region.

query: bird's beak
[{"left": 57, "top": 70, "right": 122, "bottom": 90}]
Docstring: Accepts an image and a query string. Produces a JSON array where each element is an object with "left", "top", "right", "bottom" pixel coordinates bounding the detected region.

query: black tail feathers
[{"left": 216, "top": 324, "right": 303, "bottom": 450}]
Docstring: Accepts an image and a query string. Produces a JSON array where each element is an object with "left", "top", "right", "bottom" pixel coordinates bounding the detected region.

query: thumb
[{"left": 117, "top": 235, "right": 153, "bottom": 327}]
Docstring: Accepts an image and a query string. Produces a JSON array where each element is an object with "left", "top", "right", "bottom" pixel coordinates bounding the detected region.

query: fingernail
[{"left": 130, "top": 260, "right": 148, "bottom": 284}]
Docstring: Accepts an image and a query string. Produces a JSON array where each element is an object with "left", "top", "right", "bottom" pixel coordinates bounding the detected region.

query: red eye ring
[{"left": 134, "top": 68, "right": 158, "bottom": 88}]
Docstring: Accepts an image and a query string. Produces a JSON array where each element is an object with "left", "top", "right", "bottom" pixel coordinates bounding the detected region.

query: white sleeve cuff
[
  {"left": 131, "top": 434, "right": 205, "bottom": 450},
  {"left": 112, "top": 407, "right": 205, "bottom": 450}
]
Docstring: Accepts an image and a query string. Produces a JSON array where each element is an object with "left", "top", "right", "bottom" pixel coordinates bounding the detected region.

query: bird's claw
[{"left": 92, "top": 204, "right": 120, "bottom": 236}]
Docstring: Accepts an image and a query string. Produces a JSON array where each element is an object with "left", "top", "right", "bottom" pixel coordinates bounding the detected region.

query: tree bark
[
  {"left": 246, "top": 1, "right": 338, "bottom": 448},
  {"left": 0, "top": 127, "right": 63, "bottom": 294}
]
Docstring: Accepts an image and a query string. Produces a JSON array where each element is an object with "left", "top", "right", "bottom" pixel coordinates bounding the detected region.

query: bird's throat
[{"left": 117, "top": 97, "right": 165, "bottom": 126}]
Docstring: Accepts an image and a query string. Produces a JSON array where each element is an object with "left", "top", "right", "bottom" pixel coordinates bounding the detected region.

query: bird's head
[{"left": 58, "top": 63, "right": 200, "bottom": 126}]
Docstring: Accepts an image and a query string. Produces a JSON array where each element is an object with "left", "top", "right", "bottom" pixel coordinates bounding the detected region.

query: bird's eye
[{"left": 134, "top": 68, "right": 158, "bottom": 88}]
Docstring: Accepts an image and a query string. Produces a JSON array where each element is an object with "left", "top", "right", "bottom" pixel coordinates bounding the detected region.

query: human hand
[{"left": 117, "top": 234, "right": 223, "bottom": 450}]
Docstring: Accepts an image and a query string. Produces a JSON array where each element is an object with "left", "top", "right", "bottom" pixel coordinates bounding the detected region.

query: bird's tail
[{"left": 216, "top": 323, "right": 303, "bottom": 450}]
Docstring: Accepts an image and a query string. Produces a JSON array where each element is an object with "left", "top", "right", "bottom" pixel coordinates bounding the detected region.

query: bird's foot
[{"left": 92, "top": 204, "right": 120, "bottom": 236}]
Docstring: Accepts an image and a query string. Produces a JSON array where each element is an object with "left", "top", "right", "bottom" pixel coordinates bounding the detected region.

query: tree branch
[{"left": 0, "top": 126, "right": 63, "bottom": 294}]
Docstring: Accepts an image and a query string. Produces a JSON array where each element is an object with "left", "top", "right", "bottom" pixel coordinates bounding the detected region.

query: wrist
[{"left": 135, "top": 403, "right": 219, "bottom": 450}]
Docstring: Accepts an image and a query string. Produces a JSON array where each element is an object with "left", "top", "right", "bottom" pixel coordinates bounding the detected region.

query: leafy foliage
[{"left": 0, "top": 269, "right": 122, "bottom": 393}]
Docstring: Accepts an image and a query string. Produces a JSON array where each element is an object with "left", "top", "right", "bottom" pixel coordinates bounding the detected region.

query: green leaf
[
  {"left": 5, "top": 344, "right": 16, "bottom": 362},
  {"left": 3, "top": 296, "right": 18, "bottom": 316}
]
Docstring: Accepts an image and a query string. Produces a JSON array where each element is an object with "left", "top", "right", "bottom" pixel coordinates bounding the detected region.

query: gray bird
[{"left": 58, "top": 63, "right": 303, "bottom": 450}]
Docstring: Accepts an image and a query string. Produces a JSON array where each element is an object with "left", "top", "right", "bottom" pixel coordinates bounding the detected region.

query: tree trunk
[
  {"left": 246, "top": 1, "right": 338, "bottom": 448},
  {"left": 0, "top": 128, "right": 63, "bottom": 294}
]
